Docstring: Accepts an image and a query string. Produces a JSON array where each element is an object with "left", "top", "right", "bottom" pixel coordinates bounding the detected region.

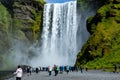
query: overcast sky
[{"left": 45, "top": 0, "right": 75, "bottom": 3}]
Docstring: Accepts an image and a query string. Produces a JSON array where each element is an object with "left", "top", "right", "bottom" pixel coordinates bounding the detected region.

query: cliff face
[
  {"left": 0, "top": 2, "right": 12, "bottom": 67},
  {"left": 76, "top": 0, "right": 120, "bottom": 68},
  {"left": 0, "top": 0, "right": 45, "bottom": 70},
  {"left": 13, "top": 0, "right": 45, "bottom": 42},
  {"left": 0, "top": 0, "right": 45, "bottom": 43}
]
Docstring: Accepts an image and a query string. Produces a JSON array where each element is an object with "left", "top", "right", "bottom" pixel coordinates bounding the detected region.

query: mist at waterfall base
[{"left": 6, "top": 1, "right": 98, "bottom": 68}]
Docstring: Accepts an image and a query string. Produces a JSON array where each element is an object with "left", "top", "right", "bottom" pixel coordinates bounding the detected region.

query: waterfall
[
  {"left": 39, "top": 1, "right": 78, "bottom": 66},
  {"left": 30, "top": 1, "right": 81, "bottom": 66}
]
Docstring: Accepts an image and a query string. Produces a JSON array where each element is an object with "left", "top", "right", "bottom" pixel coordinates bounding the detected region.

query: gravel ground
[{"left": 5, "top": 70, "right": 120, "bottom": 80}]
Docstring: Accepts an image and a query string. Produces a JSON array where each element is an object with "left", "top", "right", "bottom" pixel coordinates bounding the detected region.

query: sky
[{"left": 45, "top": 0, "right": 75, "bottom": 3}]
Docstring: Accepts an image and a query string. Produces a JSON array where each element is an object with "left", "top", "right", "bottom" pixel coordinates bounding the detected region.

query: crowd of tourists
[
  {"left": 13, "top": 64, "right": 83, "bottom": 80},
  {"left": 13, "top": 64, "right": 119, "bottom": 80}
]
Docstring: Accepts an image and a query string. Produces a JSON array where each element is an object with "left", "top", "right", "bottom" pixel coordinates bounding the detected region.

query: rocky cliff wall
[
  {"left": 0, "top": 0, "right": 45, "bottom": 70},
  {"left": 76, "top": 0, "right": 120, "bottom": 69}
]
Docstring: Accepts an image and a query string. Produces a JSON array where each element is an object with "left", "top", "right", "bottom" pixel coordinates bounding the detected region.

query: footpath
[{"left": 5, "top": 70, "right": 120, "bottom": 80}]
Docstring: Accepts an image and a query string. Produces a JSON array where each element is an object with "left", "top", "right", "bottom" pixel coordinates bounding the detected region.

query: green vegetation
[
  {"left": 12, "top": 0, "right": 45, "bottom": 42},
  {"left": 35, "top": 0, "right": 46, "bottom": 4},
  {"left": 0, "top": 2, "right": 11, "bottom": 33},
  {"left": 77, "top": 0, "right": 107, "bottom": 12},
  {"left": 76, "top": 0, "right": 120, "bottom": 70},
  {"left": 0, "top": 0, "right": 45, "bottom": 70},
  {"left": 0, "top": 2, "right": 12, "bottom": 70}
]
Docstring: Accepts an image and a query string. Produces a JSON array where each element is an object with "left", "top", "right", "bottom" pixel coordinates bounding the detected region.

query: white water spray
[{"left": 35, "top": 1, "right": 78, "bottom": 66}]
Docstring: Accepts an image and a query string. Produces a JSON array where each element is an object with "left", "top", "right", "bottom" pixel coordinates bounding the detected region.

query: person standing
[
  {"left": 56, "top": 66, "right": 59, "bottom": 76},
  {"left": 114, "top": 65, "right": 117, "bottom": 73},
  {"left": 36, "top": 67, "right": 39, "bottom": 74},
  {"left": 26, "top": 66, "right": 30, "bottom": 76},
  {"left": 54, "top": 64, "right": 58, "bottom": 76},
  {"left": 80, "top": 65, "right": 83, "bottom": 73},
  {"left": 29, "top": 67, "right": 32, "bottom": 75},
  {"left": 14, "top": 65, "right": 23, "bottom": 80},
  {"left": 48, "top": 66, "right": 53, "bottom": 76},
  {"left": 85, "top": 66, "right": 88, "bottom": 71},
  {"left": 66, "top": 65, "right": 69, "bottom": 74}
]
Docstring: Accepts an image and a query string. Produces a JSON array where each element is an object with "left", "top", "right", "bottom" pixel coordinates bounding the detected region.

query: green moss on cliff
[
  {"left": 12, "top": 0, "right": 45, "bottom": 42},
  {"left": 0, "top": 0, "right": 45, "bottom": 70},
  {"left": 76, "top": 0, "right": 120, "bottom": 69},
  {"left": 0, "top": 2, "right": 12, "bottom": 70},
  {"left": 0, "top": 3, "right": 11, "bottom": 33}
]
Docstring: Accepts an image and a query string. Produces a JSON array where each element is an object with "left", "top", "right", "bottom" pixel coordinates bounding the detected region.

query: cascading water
[
  {"left": 38, "top": 1, "right": 78, "bottom": 66},
  {"left": 0, "top": 0, "right": 101, "bottom": 70}
]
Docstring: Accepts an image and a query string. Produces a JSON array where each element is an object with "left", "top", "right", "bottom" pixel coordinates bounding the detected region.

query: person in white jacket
[
  {"left": 48, "top": 66, "right": 53, "bottom": 76},
  {"left": 14, "top": 65, "right": 23, "bottom": 80}
]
